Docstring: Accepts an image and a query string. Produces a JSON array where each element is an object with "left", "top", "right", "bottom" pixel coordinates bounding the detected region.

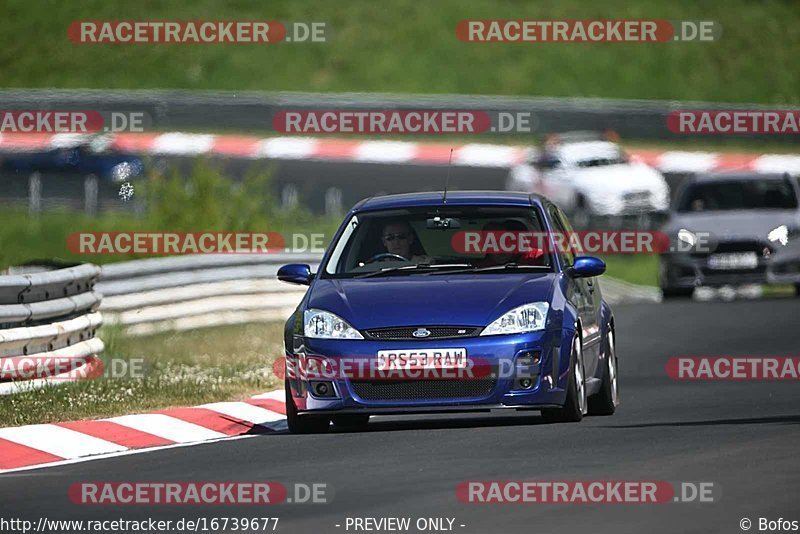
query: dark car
[
  {"left": 0, "top": 135, "right": 144, "bottom": 182},
  {"left": 659, "top": 172, "right": 800, "bottom": 298},
  {"left": 277, "top": 191, "right": 618, "bottom": 433}
]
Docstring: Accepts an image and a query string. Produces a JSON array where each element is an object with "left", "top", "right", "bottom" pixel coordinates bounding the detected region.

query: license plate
[
  {"left": 707, "top": 252, "right": 758, "bottom": 270},
  {"left": 376, "top": 348, "right": 467, "bottom": 371}
]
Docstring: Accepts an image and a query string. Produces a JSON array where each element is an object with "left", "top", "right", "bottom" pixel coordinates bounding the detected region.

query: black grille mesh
[
  {"left": 364, "top": 326, "right": 481, "bottom": 340},
  {"left": 351, "top": 379, "right": 496, "bottom": 401}
]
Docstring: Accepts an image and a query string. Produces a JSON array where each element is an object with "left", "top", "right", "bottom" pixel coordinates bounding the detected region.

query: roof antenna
[{"left": 442, "top": 148, "right": 453, "bottom": 205}]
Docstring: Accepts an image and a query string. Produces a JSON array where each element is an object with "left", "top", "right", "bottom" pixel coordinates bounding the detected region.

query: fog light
[
  {"left": 519, "top": 378, "right": 533, "bottom": 389},
  {"left": 310, "top": 380, "right": 336, "bottom": 398}
]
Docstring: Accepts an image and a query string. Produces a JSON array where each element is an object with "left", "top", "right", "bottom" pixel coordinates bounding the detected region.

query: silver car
[{"left": 659, "top": 172, "right": 800, "bottom": 298}]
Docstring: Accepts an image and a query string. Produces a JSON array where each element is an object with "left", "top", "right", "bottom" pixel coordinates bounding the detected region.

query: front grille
[
  {"left": 350, "top": 379, "right": 496, "bottom": 401},
  {"left": 691, "top": 240, "right": 772, "bottom": 258},
  {"left": 623, "top": 191, "right": 651, "bottom": 202},
  {"left": 363, "top": 326, "right": 481, "bottom": 341}
]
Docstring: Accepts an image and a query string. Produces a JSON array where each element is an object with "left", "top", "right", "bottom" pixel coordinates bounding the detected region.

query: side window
[
  {"left": 547, "top": 205, "right": 576, "bottom": 267},
  {"left": 536, "top": 154, "right": 561, "bottom": 170}
]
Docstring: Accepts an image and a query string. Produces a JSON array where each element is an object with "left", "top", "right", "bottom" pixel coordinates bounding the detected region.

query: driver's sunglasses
[{"left": 382, "top": 232, "right": 410, "bottom": 242}]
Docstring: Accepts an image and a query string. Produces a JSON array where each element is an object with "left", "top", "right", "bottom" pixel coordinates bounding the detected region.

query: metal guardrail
[
  {"left": 96, "top": 254, "right": 317, "bottom": 336},
  {"left": 1, "top": 89, "right": 797, "bottom": 142},
  {"left": 0, "top": 263, "right": 104, "bottom": 395}
]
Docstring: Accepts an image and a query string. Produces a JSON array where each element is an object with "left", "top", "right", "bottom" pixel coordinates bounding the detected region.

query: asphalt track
[{"left": 1, "top": 297, "right": 799, "bottom": 534}]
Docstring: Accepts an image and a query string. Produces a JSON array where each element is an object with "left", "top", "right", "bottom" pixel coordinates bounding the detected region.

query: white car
[{"left": 507, "top": 135, "right": 670, "bottom": 227}]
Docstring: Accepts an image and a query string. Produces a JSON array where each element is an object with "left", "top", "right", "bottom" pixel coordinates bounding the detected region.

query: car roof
[
  {"left": 689, "top": 171, "right": 791, "bottom": 183},
  {"left": 354, "top": 190, "right": 541, "bottom": 212}
]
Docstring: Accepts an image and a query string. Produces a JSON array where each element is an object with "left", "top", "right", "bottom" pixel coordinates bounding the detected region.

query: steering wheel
[{"left": 364, "top": 252, "right": 409, "bottom": 264}]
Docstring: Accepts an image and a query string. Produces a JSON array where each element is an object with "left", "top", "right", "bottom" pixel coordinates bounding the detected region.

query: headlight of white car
[
  {"left": 480, "top": 302, "right": 549, "bottom": 336},
  {"left": 304, "top": 309, "right": 364, "bottom": 339}
]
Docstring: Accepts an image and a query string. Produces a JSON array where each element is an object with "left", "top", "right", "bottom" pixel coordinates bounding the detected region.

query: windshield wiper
[
  {"left": 354, "top": 263, "right": 472, "bottom": 279},
  {"left": 428, "top": 262, "right": 550, "bottom": 275}
]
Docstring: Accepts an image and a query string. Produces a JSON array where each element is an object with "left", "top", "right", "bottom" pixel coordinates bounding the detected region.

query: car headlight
[
  {"left": 677, "top": 228, "right": 697, "bottom": 247},
  {"left": 304, "top": 309, "right": 364, "bottom": 339},
  {"left": 768, "top": 225, "right": 789, "bottom": 247},
  {"left": 480, "top": 302, "right": 549, "bottom": 336}
]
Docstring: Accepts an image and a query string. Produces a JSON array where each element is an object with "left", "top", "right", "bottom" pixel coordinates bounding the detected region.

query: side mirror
[
  {"left": 278, "top": 263, "right": 313, "bottom": 286},
  {"left": 568, "top": 256, "right": 606, "bottom": 278}
]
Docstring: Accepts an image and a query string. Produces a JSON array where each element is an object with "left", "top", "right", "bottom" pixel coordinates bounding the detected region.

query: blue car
[
  {"left": 1, "top": 137, "right": 144, "bottom": 182},
  {"left": 278, "top": 191, "right": 618, "bottom": 432}
]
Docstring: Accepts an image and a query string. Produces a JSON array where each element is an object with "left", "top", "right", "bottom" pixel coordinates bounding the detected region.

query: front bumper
[
  {"left": 767, "top": 253, "right": 800, "bottom": 285},
  {"left": 661, "top": 249, "right": 800, "bottom": 288},
  {"left": 287, "top": 328, "right": 573, "bottom": 414}
]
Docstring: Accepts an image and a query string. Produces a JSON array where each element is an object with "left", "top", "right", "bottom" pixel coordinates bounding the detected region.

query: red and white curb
[
  {"left": 0, "top": 131, "right": 798, "bottom": 174},
  {"left": 0, "top": 390, "right": 286, "bottom": 473}
]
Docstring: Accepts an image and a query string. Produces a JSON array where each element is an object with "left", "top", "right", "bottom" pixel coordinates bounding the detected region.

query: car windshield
[
  {"left": 322, "top": 206, "right": 553, "bottom": 278},
  {"left": 574, "top": 155, "right": 628, "bottom": 167},
  {"left": 677, "top": 177, "right": 799, "bottom": 212},
  {"left": 559, "top": 141, "right": 629, "bottom": 168}
]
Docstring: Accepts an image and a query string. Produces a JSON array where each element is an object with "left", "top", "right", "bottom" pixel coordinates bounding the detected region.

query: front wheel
[
  {"left": 285, "top": 380, "right": 330, "bottom": 434},
  {"left": 588, "top": 329, "right": 619, "bottom": 415},
  {"left": 662, "top": 287, "right": 694, "bottom": 299},
  {"left": 541, "top": 336, "right": 586, "bottom": 423}
]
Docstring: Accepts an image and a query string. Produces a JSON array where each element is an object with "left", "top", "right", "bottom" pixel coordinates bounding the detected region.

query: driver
[
  {"left": 381, "top": 221, "right": 430, "bottom": 263},
  {"left": 473, "top": 219, "right": 545, "bottom": 268}
]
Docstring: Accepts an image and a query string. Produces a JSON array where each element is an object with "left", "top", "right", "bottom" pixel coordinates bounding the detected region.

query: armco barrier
[
  {"left": 0, "top": 263, "right": 104, "bottom": 395},
  {"left": 96, "top": 253, "right": 318, "bottom": 336},
  {"left": 1, "top": 88, "right": 798, "bottom": 142}
]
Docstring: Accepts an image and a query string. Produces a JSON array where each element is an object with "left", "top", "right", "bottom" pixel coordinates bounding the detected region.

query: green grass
[
  {"left": 1, "top": 0, "right": 799, "bottom": 104},
  {"left": 0, "top": 206, "right": 338, "bottom": 269},
  {"left": 599, "top": 254, "right": 660, "bottom": 287},
  {"left": 0, "top": 322, "right": 285, "bottom": 427}
]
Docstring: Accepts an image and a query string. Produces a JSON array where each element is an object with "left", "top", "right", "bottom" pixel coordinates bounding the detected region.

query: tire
[
  {"left": 571, "top": 200, "right": 591, "bottom": 230},
  {"left": 794, "top": 283, "right": 800, "bottom": 297},
  {"left": 331, "top": 414, "right": 370, "bottom": 429},
  {"left": 541, "top": 336, "right": 586, "bottom": 423},
  {"left": 661, "top": 287, "right": 694, "bottom": 299},
  {"left": 659, "top": 258, "right": 694, "bottom": 299},
  {"left": 588, "top": 329, "right": 619, "bottom": 416},
  {"left": 285, "top": 380, "right": 330, "bottom": 434}
]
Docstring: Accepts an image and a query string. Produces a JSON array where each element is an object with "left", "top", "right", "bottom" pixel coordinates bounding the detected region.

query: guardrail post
[
  {"left": 28, "top": 172, "right": 41, "bottom": 216},
  {"left": 281, "top": 184, "right": 299, "bottom": 210},
  {"left": 84, "top": 174, "right": 98, "bottom": 216},
  {"left": 325, "top": 187, "right": 343, "bottom": 216}
]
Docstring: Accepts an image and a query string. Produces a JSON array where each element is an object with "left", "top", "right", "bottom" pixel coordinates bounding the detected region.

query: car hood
[
  {"left": 665, "top": 210, "right": 800, "bottom": 240},
  {"left": 307, "top": 273, "right": 558, "bottom": 329},
  {"left": 571, "top": 163, "right": 667, "bottom": 195}
]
